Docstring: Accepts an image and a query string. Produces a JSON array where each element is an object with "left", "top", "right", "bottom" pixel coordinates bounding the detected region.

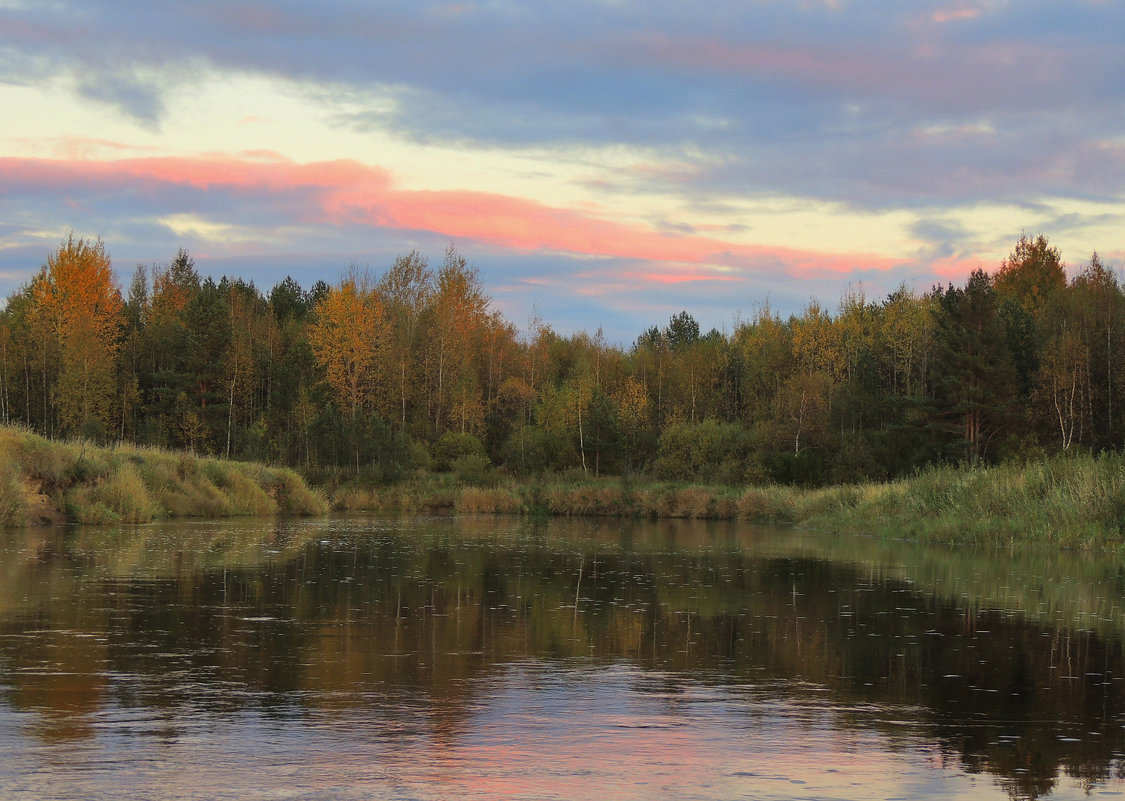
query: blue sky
[{"left": 2, "top": 0, "right": 1123, "bottom": 341}]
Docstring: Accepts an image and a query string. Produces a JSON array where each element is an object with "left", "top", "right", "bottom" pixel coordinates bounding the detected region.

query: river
[{"left": 2, "top": 515, "right": 1124, "bottom": 800}]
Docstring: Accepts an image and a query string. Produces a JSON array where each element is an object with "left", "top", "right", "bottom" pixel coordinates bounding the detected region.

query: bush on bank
[{"left": 0, "top": 425, "right": 328, "bottom": 527}]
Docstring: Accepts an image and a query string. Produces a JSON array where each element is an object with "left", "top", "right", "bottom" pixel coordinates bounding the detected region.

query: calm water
[{"left": 3, "top": 516, "right": 1125, "bottom": 801}]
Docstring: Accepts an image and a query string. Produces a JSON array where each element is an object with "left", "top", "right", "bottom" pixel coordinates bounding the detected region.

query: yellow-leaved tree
[
  {"left": 307, "top": 272, "right": 387, "bottom": 470},
  {"left": 38, "top": 235, "right": 123, "bottom": 437},
  {"left": 377, "top": 251, "right": 432, "bottom": 431},
  {"left": 428, "top": 245, "right": 489, "bottom": 434}
]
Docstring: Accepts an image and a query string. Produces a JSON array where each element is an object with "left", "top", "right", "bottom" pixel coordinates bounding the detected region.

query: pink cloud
[
  {"left": 0, "top": 154, "right": 905, "bottom": 279},
  {"left": 931, "top": 2, "right": 985, "bottom": 23},
  {"left": 929, "top": 254, "right": 987, "bottom": 281},
  {"left": 635, "top": 273, "right": 743, "bottom": 285}
]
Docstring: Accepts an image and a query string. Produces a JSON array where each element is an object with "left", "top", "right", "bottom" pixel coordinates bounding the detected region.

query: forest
[{"left": 0, "top": 233, "right": 1121, "bottom": 489}]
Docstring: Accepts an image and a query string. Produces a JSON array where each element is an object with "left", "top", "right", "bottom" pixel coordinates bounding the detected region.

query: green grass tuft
[{"left": 0, "top": 424, "right": 326, "bottom": 527}]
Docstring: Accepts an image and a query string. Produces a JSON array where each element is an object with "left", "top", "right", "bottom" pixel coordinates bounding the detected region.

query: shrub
[
  {"left": 405, "top": 440, "right": 433, "bottom": 471},
  {"left": 452, "top": 453, "right": 495, "bottom": 485},
  {"left": 736, "top": 486, "right": 798, "bottom": 522},
  {"left": 205, "top": 461, "right": 275, "bottom": 516},
  {"left": 265, "top": 467, "right": 329, "bottom": 515},
  {"left": 67, "top": 454, "right": 103, "bottom": 484},
  {"left": 655, "top": 419, "right": 753, "bottom": 484},
  {"left": 0, "top": 425, "right": 328, "bottom": 525},
  {"left": 432, "top": 432, "right": 488, "bottom": 471},
  {"left": 457, "top": 487, "right": 520, "bottom": 514},
  {"left": 0, "top": 459, "right": 27, "bottom": 527},
  {"left": 92, "top": 462, "right": 159, "bottom": 523},
  {"left": 502, "top": 425, "right": 555, "bottom": 475}
]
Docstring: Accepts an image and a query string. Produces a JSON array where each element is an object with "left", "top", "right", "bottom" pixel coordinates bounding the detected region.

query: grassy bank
[
  {"left": 805, "top": 454, "right": 1125, "bottom": 548},
  {"left": 5, "top": 422, "right": 1123, "bottom": 550},
  {"left": 0, "top": 425, "right": 328, "bottom": 527},
  {"left": 332, "top": 451, "right": 1125, "bottom": 549}
]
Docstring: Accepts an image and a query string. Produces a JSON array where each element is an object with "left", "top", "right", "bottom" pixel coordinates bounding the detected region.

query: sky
[{"left": 2, "top": 0, "right": 1124, "bottom": 342}]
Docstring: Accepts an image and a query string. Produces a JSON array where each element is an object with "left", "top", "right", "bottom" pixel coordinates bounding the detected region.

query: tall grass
[
  {"left": 0, "top": 425, "right": 328, "bottom": 527},
  {"left": 332, "top": 451, "right": 1125, "bottom": 550},
  {"left": 0, "top": 457, "right": 27, "bottom": 527},
  {"left": 812, "top": 453, "right": 1125, "bottom": 549},
  {"left": 7, "top": 421, "right": 1123, "bottom": 549}
]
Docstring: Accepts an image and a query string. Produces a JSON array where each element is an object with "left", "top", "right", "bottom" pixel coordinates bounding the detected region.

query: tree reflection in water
[{"left": 2, "top": 517, "right": 1125, "bottom": 800}]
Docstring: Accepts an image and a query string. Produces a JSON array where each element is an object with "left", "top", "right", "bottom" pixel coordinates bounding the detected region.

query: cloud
[
  {"left": 0, "top": 152, "right": 921, "bottom": 339},
  {"left": 2, "top": 1, "right": 1124, "bottom": 335},
  {"left": 5, "top": 3, "right": 1123, "bottom": 145},
  {"left": 0, "top": 154, "right": 905, "bottom": 275},
  {"left": 634, "top": 272, "right": 742, "bottom": 285},
  {"left": 932, "top": 9, "right": 981, "bottom": 24},
  {"left": 1, "top": 2, "right": 1122, "bottom": 221},
  {"left": 75, "top": 72, "right": 166, "bottom": 128}
]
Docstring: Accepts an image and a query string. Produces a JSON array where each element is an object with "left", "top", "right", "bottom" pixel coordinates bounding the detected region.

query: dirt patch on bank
[{"left": 23, "top": 479, "right": 66, "bottom": 526}]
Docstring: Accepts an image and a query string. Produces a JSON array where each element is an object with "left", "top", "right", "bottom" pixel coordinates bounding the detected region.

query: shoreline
[
  {"left": 330, "top": 456, "right": 1125, "bottom": 550},
  {"left": 4, "top": 425, "right": 1122, "bottom": 551},
  {"left": 0, "top": 425, "right": 328, "bottom": 526}
]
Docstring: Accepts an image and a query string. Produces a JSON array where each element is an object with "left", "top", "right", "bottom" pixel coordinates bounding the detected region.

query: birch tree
[
  {"left": 307, "top": 272, "right": 387, "bottom": 471},
  {"left": 39, "top": 235, "right": 123, "bottom": 438}
]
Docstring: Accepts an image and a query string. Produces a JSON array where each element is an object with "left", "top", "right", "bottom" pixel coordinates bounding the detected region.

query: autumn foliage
[
  {"left": 308, "top": 272, "right": 386, "bottom": 421},
  {"left": 2, "top": 233, "right": 1124, "bottom": 488},
  {"left": 31, "top": 236, "right": 122, "bottom": 437}
]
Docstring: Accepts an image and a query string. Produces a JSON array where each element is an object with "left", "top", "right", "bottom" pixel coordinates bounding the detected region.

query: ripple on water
[{"left": 5, "top": 518, "right": 1125, "bottom": 799}]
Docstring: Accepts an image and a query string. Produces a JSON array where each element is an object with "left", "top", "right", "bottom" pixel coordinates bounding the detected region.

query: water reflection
[{"left": 2, "top": 517, "right": 1125, "bottom": 800}]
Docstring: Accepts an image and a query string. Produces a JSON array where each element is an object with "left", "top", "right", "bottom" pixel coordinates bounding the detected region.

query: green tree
[
  {"left": 1069, "top": 253, "right": 1125, "bottom": 449},
  {"left": 732, "top": 305, "right": 792, "bottom": 426},
  {"left": 223, "top": 279, "right": 262, "bottom": 459},
  {"left": 427, "top": 245, "right": 489, "bottom": 434},
  {"left": 266, "top": 277, "right": 319, "bottom": 466},
  {"left": 142, "top": 249, "right": 202, "bottom": 446},
  {"left": 993, "top": 234, "right": 1067, "bottom": 401},
  {"left": 377, "top": 251, "right": 433, "bottom": 432},
  {"left": 931, "top": 271, "right": 1017, "bottom": 464},
  {"left": 1035, "top": 325, "right": 1087, "bottom": 450}
]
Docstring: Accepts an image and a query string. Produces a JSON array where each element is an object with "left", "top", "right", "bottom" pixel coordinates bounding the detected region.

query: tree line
[{"left": 0, "top": 233, "right": 1121, "bottom": 486}]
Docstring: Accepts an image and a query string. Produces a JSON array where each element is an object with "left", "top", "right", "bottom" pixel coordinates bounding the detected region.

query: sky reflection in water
[{"left": 2, "top": 516, "right": 1125, "bottom": 800}]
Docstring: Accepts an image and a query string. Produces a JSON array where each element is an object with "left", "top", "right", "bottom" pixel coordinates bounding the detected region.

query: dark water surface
[{"left": 3, "top": 516, "right": 1125, "bottom": 800}]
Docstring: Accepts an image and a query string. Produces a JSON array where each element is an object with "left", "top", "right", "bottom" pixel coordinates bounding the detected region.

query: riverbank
[
  {"left": 0, "top": 426, "right": 328, "bottom": 526},
  {"left": 4, "top": 424, "right": 1123, "bottom": 550},
  {"left": 332, "top": 452, "right": 1125, "bottom": 550}
]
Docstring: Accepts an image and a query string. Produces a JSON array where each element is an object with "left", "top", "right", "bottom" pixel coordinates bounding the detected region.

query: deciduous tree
[
  {"left": 378, "top": 251, "right": 433, "bottom": 431},
  {"left": 307, "top": 271, "right": 387, "bottom": 470},
  {"left": 428, "top": 245, "right": 489, "bottom": 433},
  {"left": 308, "top": 273, "right": 385, "bottom": 421},
  {"left": 39, "top": 235, "right": 123, "bottom": 437}
]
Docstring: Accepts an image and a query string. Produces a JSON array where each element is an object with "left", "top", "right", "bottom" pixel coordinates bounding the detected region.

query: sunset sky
[{"left": 2, "top": 0, "right": 1123, "bottom": 340}]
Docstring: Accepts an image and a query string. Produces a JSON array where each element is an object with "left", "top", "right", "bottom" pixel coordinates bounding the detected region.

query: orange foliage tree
[
  {"left": 307, "top": 272, "right": 388, "bottom": 469},
  {"left": 37, "top": 235, "right": 123, "bottom": 437}
]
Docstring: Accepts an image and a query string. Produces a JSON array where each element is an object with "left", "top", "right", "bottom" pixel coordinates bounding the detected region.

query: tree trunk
[
  {"left": 793, "top": 388, "right": 806, "bottom": 455},
  {"left": 400, "top": 359, "right": 407, "bottom": 428},
  {"left": 226, "top": 372, "right": 236, "bottom": 459},
  {"left": 578, "top": 400, "right": 587, "bottom": 474},
  {"left": 1108, "top": 322, "right": 1114, "bottom": 439},
  {"left": 23, "top": 356, "right": 30, "bottom": 425},
  {"left": 436, "top": 340, "right": 445, "bottom": 431}
]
